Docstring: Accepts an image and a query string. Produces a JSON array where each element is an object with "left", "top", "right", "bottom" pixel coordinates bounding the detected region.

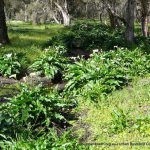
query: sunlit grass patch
[
  {"left": 0, "top": 22, "right": 64, "bottom": 65},
  {"left": 74, "top": 75, "right": 150, "bottom": 149}
]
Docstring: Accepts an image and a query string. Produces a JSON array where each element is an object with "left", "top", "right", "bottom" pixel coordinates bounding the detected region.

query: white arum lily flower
[
  {"left": 114, "top": 46, "right": 118, "bottom": 48},
  {"left": 9, "top": 74, "right": 16, "bottom": 79},
  {"left": 70, "top": 57, "right": 77, "bottom": 60},
  {"left": 6, "top": 53, "right": 12, "bottom": 58},
  {"left": 93, "top": 49, "right": 99, "bottom": 53},
  {"left": 45, "top": 48, "right": 49, "bottom": 52}
]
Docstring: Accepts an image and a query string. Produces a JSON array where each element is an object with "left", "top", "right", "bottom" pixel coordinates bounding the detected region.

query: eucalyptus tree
[{"left": 53, "top": 0, "right": 71, "bottom": 26}]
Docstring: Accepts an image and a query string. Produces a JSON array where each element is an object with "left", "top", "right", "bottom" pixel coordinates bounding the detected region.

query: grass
[
  {"left": 74, "top": 75, "right": 150, "bottom": 149},
  {"left": 0, "top": 21, "right": 63, "bottom": 64}
]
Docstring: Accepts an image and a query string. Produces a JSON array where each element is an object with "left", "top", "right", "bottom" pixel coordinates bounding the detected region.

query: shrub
[
  {"left": 64, "top": 48, "right": 150, "bottom": 99},
  {"left": 0, "top": 53, "right": 22, "bottom": 78},
  {"left": 46, "top": 21, "right": 126, "bottom": 51},
  {"left": 0, "top": 129, "right": 85, "bottom": 150},
  {"left": 29, "top": 47, "right": 68, "bottom": 79},
  {"left": 135, "top": 36, "right": 150, "bottom": 54},
  {"left": 0, "top": 85, "right": 75, "bottom": 138}
]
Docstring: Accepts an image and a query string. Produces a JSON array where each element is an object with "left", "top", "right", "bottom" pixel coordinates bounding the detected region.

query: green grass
[
  {"left": 0, "top": 21, "right": 63, "bottom": 64},
  {"left": 74, "top": 75, "right": 150, "bottom": 150}
]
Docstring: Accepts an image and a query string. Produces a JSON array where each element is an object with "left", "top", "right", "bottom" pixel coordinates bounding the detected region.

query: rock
[
  {"left": 67, "top": 49, "right": 91, "bottom": 59},
  {"left": 53, "top": 82, "right": 67, "bottom": 92},
  {"left": 22, "top": 76, "right": 52, "bottom": 87},
  {"left": 0, "top": 76, "right": 18, "bottom": 86},
  {"left": 29, "top": 71, "right": 43, "bottom": 77}
]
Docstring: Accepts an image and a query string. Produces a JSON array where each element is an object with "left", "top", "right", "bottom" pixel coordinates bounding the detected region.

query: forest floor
[{"left": 0, "top": 22, "right": 150, "bottom": 150}]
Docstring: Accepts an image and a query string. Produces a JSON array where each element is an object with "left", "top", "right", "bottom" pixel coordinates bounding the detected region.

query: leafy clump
[
  {"left": 0, "top": 85, "right": 75, "bottom": 138},
  {"left": 29, "top": 47, "right": 68, "bottom": 79},
  {"left": 110, "top": 108, "right": 150, "bottom": 136},
  {"left": 64, "top": 48, "right": 150, "bottom": 99},
  {"left": 110, "top": 108, "right": 130, "bottom": 134},
  {"left": 0, "top": 129, "right": 84, "bottom": 150},
  {"left": 0, "top": 53, "right": 22, "bottom": 78},
  {"left": 47, "top": 21, "right": 125, "bottom": 51}
]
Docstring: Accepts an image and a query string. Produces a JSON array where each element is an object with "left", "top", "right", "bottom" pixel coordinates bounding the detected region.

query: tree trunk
[
  {"left": 141, "top": 14, "right": 149, "bottom": 37},
  {"left": 125, "top": 0, "right": 136, "bottom": 43},
  {"left": 109, "top": 12, "right": 120, "bottom": 28},
  {"left": 140, "top": 0, "right": 150, "bottom": 37},
  {"left": 0, "top": 0, "right": 10, "bottom": 45},
  {"left": 99, "top": 12, "right": 103, "bottom": 23},
  {"left": 102, "top": 0, "right": 126, "bottom": 27},
  {"left": 24, "top": 4, "right": 28, "bottom": 22},
  {"left": 54, "top": 1, "right": 71, "bottom": 26}
]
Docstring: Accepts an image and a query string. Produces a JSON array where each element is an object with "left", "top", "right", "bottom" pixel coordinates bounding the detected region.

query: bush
[
  {"left": 46, "top": 21, "right": 126, "bottom": 51},
  {"left": 0, "top": 53, "right": 22, "bottom": 78},
  {"left": 0, "top": 85, "right": 75, "bottom": 138},
  {"left": 135, "top": 36, "right": 150, "bottom": 54},
  {"left": 29, "top": 47, "right": 69, "bottom": 79},
  {"left": 64, "top": 48, "right": 150, "bottom": 99},
  {"left": 0, "top": 129, "right": 85, "bottom": 150}
]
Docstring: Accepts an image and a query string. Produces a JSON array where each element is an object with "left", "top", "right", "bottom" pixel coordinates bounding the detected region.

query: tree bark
[
  {"left": 0, "top": 0, "right": 10, "bottom": 44},
  {"left": 102, "top": 0, "right": 126, "bottom": 27},
  {"left": 108, "top": 12, "right": 120, "bottom": 28},
  {"left": 24, "top": 4, "right": 28, "bottom": 22},
  {"left": 140, "top": 0, "right": 150, "bottom": 37},
  {"left": 125, "top": 0, "right": 136, "bottom": 43},
  {"left": 54, "top": 1, "right": 71, "bottom": 26},
  {"left": 141, "top": 14, "right": 149, "bottom": 37}
]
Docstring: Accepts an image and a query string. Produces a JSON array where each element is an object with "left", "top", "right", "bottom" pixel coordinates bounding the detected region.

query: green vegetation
[
  {"left": 64, "top": 48, "right": 149, "bottom": 100},
  {"left": 0, "top": 85, "right": 74, "bottom": 135},
  {"left": 0, "top": 21, "right": 150, "bottom": 149},
  {"left": 75, "top": 77, "right": 150, "bottom": 150},
  {"left": 47, "top": 21, "right": 150, "bottom": 54},
  {"left": 29, "top": 46, "right": 68, "bottom": 80},
  {"left": 0, "top": 53, "right": 22, "bottom": 78},
  {"left": 47, "top": 21, "right": 125, "bottom": 51},
  {"left": 0, "top": 22, "right": 63, "bottom": 64}
]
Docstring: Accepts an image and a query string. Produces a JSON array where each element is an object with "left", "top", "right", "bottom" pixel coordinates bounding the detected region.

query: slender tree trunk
[
  {"left": 140, "top": 0, "right": 150, "bottom": 37},
  {"left": 125, "top": 0, "right": 136, "bottom": 43},
  {"left": 109, "top": 12, "right": 120, "bottom": 28},
  {"left": 53, "top": 15, "right": 61, "bottom": 24},
  {"left": 24, "top": 4, "right": 28, "bottom": 22},
  {"left": 102, "top": 0, "right": 126, "bottom": 27},
  {"left": 99, "top": 12, "right": 103, "bottom": 23},
  {"left": 141, "top": 14, "right": 149, "bottom": 37},
  {"left": 0, "top": 0, "right": 10, "bottom": 44}
]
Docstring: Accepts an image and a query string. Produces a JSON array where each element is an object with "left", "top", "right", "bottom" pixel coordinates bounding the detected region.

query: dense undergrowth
[
  {"left": 64, "top": 48, "right": 149, "bottom": 100},
  {"left": 0, "top": 21, "right": 150, "bottom": 149},
  {"left": 46, "top": 21, "right": 150, "bottom": 54},
  {"left": 0, "top": 85, "right": 84, "bottom": 149}
]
